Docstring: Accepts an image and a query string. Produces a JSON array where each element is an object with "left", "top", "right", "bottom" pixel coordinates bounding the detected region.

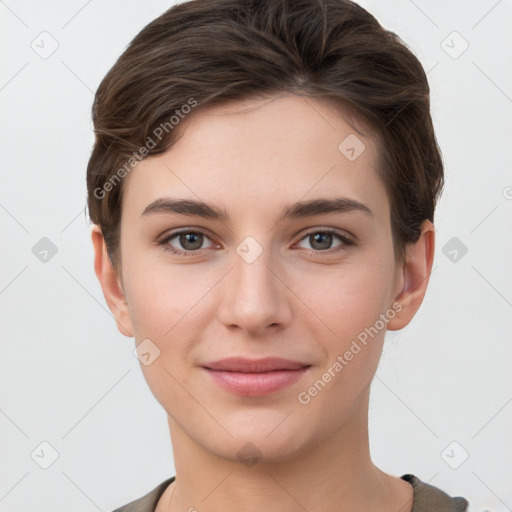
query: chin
[{"left": 201, "top": 419, "right": 312, "bottom": 464}]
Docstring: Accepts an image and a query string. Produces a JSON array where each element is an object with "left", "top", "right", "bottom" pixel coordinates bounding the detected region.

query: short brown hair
[{"left": 86, "top": 0, "right": 444, "bottom": 268}]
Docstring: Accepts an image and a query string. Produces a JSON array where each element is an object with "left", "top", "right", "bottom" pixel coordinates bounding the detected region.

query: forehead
[{"left": 122, "top": 94, "right": 389, "bottom": 222}]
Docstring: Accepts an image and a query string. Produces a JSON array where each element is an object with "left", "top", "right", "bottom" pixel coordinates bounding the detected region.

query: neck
[{"left": 157, "top": 388, "right": 413, "bottom": 512}]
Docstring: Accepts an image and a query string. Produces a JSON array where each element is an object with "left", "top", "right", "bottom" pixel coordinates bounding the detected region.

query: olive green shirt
[{"left": 111, "top": 473, "right": 469, "bottom": 511}]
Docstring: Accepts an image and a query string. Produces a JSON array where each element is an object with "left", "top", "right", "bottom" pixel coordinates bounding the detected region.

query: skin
[{"left": 92, "top": 93, "right": 434, "bottom": 512}]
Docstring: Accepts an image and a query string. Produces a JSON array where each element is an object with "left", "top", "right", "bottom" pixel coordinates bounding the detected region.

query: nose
[{"left": 217, "top": 242, "right": 293, "bottom": 336}]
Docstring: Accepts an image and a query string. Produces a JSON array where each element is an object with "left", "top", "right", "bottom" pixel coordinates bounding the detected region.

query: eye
[
  {"left": 158, "top": 229, "right": 216, "bottom": 255},
  {"left": 157, "top": 228, "right": 354, "bottom": 257},
  {"left": 295, "top": 230, "right": 354, "bottom": 252}
]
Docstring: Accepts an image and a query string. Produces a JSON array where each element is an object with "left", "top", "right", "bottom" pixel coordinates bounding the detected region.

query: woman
[{"left": 87, "top": 0, "right": 470, "bottom": 510}]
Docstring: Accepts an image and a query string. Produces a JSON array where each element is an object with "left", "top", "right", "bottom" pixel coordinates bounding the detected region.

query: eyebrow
[{"left": 140, "top": 196, "right": 373, "bottom": 221}]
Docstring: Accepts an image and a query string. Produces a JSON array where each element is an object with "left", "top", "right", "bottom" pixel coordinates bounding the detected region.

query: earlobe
[
  {"left": 91, "top": 225, "right": 134, "bottom": 338},
  {"left": 386, "top": 220, "right": 435, "bottom": 331}
]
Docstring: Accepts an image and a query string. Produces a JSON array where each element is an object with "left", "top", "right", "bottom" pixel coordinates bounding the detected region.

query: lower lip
[{"left": 202, "top": 366, "right": 311, "bottom": 397}]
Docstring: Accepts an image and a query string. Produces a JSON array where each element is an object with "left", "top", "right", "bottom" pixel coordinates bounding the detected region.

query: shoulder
[
  {"left": 110, "top": 474, "right": 470, "bottom": 512},
  {"left": 401, "top": 474, "right": 470, "bottom": 512},
  {"left": 111, "top": 476, "right": 175, "bottom": 512}
]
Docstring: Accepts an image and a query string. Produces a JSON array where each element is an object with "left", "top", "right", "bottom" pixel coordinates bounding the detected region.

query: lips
[
  {"left": 200, "top": 357, "right": 311, "bottom": 397},
  {"left": 201, "top": 357, "right": 310, "bottom": 373}
]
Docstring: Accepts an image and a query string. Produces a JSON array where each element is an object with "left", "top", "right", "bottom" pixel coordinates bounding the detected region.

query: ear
[
  {"left": 386, "top": 219, "right": 435, "bottom": 331},
  {"left": 91, "top": 224, "right": 134, "bottom": 338}
]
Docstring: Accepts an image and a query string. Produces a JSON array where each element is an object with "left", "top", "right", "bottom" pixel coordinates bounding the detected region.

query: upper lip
[{"left": 201, "top": 357, "right": 310, "bottom": 373}]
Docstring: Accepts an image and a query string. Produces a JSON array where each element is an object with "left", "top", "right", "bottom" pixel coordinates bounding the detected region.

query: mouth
[
  {"left": 200, "top": 357, "right": 311, "bottom": 397},
  {"left": 201, "top": 356, "right": 310, "bottom": 373}
]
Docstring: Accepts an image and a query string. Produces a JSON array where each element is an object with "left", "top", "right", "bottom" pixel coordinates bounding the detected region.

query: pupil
[
  {"left": 311, "top": 233, "right": 331, "bottom": 250},
  {"left": 180, "top": 232, "right": 202, "bottom": 250}
]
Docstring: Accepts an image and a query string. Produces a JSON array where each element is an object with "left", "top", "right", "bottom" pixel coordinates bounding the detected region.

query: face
[{"left": 113, "top": 94, "right": 405, "bottom": 462}]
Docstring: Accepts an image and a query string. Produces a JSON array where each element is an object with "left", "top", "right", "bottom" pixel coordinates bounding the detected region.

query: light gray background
[{"left": 1, "top": 1, "right": 511, "bottom": 511}]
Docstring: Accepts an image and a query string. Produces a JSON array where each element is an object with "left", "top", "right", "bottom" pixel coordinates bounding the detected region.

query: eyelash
[{"left": 157, "top": 228, "right": 354, "bottom": 257}]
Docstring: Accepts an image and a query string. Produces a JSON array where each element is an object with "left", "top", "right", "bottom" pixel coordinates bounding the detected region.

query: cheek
[
  {"left": 298, "top": 259, "right": 393, "bottom": 343},
  {"left": 293, "top": 266, "right": 393, "bottom": 414},
  {"left": 123, "top": 257, "right": 213, "bottom": 340},
  {"left": 124, "top": 246, "right": 395, "bottom": 350},
  {"left": 124, "top": 262, "right": 208, "bottom": 409}
]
